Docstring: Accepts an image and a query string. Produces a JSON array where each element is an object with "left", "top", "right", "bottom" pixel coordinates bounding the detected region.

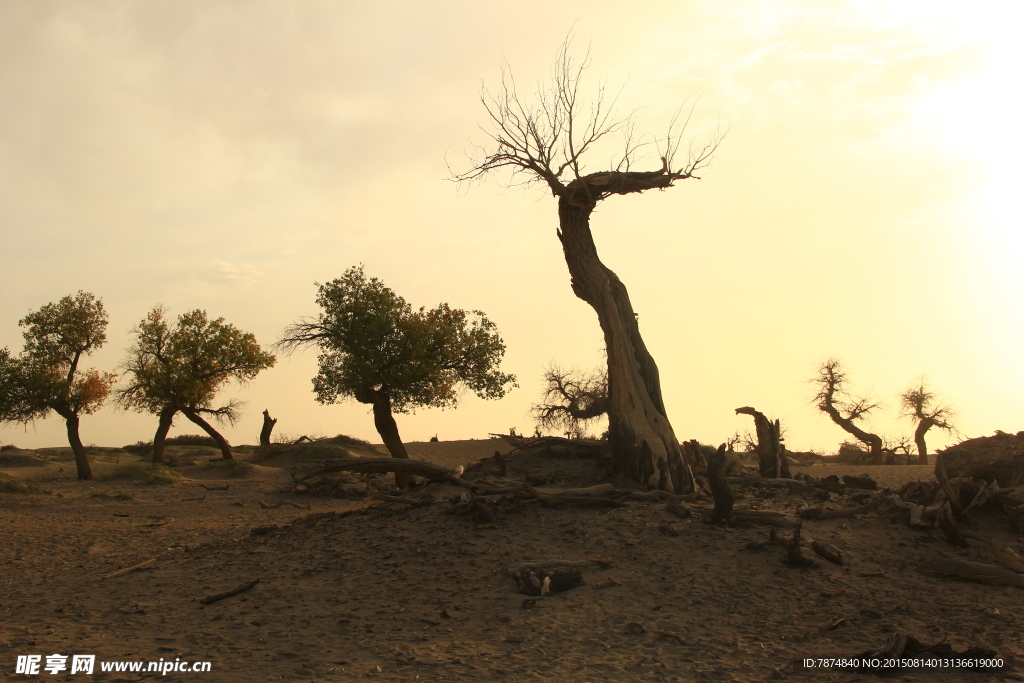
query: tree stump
[{"left": 260, "top": 409, "right": 277, "bottom": 448}]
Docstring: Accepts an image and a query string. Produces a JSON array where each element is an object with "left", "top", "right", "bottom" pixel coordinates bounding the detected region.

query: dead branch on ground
[{"left": 199, "top": 578, "right": 261, "bottom": 605}]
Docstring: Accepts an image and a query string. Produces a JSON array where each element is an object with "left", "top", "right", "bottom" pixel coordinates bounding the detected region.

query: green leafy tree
[
  {"left": 118, "top": 307, "right": 276, "bottom": 462},
  {"left": 277, "top": 266, "right": 516, "bottom": 487},
  {"left": 0, "top": 292, "right": 115, "bottom": 480}
]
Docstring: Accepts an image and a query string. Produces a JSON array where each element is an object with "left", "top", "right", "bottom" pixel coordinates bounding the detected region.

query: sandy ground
[{"left": 1, "top": 441, "right": 1022, "bottom": 682}]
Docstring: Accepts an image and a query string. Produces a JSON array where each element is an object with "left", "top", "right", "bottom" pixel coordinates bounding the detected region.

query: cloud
[{"left": 200, "top": 261, "right": 263, "bottom": 289}]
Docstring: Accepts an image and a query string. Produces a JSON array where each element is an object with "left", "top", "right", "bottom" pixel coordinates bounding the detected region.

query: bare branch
[{"left": 451, "top": 34, "right": 721, "bottom": 198}]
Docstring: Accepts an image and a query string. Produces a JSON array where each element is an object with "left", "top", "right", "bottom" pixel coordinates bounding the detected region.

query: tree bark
[
  {"left": 370, "top": 390, "right": 412, "bottom": 489},
  {"left": 151, "top": 404, "right": 176, "bottom": 464},
  {"left": 260, "top": 409, "right": 277, "bottom": 447},
  {"left": 735, "top": 407, "right": 790, "bottom": 478},
  {"left": 556, "top": 181, "right": 692, "bottom": 493},
  {"left": 59, "top": 410, "right": 92, "bottom": 481},
  {"left": 914, "top": 419, "right": 933, "bottom": 465},
  {"left": 180, "top": 407, "right": 233, "bottom": 460}
]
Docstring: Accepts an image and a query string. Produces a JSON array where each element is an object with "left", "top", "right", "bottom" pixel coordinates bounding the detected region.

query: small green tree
[
  {"left": 277, "top": 266, "right": 517, "bottom": 487},
  {"left": 118, "top": 307, "right": 276, "bottom": 462},
  {"left": 0, "top": 292, "right": 115, "bottom": 480},
  {"left": 899, "top": 378, "right": 957, "bottom": 465}
]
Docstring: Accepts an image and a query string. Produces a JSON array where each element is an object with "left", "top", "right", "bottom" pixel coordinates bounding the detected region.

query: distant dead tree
[
  {"left": 453, "top": 37, "right": 721, "bottom": 493},
  {"left": 532, "top": 364, "right": 608, "bottom": 439},
  {"left": 812, "top": 359, "right": 884, "bottom": 465},
  {"left": 899, "top": 378, "right": 957, "bottom": 465},
  {"left": 735, "top": 406, "right": 790, "bottom": 478}
]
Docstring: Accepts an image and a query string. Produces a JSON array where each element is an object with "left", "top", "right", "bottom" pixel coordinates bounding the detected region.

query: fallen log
[
  {"left": 506, "top": 558, "right": 611, "bottom": 576},
  {"left": 299, "top": 457, "right": 465, "bottom": 485},
  {"left": 841, "top": 475, "right": 877, "bottom": 491},
  {"left": 800, "top": 499, "right": 879, "bottom": 520},
  {"left": 726, "top": 476, "right": 809, "bottom": 490},
  {"left": 199, "top": 578, "right": 261, "bottom": 605},
  {"left": 732, "top": 510, "right": 800, "bottom": 529},
  {"left": 915, "top": 557, "right": 1024, "bottom": 588},
  {"left": 258, "top": 500, "right": 310, "bottom": 510},
  {"left": 985, "top": 540, "right": 1024, "bottom": 574},
  {"left": 536, "top": 483, "right": 618, "bottom": 497},
  {"left": 101, "top": 558, "right": 156, "bottom": 580},
  {"left": 811, "top": 540, "right": 844, "bottom": 565},
  {"left": 373, "top": 492, "right": 432, "bottom": 507}
]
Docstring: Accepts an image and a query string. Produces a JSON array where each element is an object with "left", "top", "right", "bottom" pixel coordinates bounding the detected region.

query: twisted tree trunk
[
  {"left": 818, "top": 390, "right": 883, "bottom": 465},
  {"left": 180, "top": 407, "right": 233, "bottom": 460},
  {"left": 556, "top": 175, "right": 693, "bottom": 493},
  {"left": 151, "top": 403, "right": 176, "bottom": 464},
  {"left": 57, "top": 408, "right": 91, "bottom": 480},
  {"left": 914, "top": 418, "right": 934, "bottom": 465},
  {"left": 735, "top": 406, "right": 790, "bottom": 478},
  {"left": 355, "top": 384, "right": 412, "bottom": 489}
]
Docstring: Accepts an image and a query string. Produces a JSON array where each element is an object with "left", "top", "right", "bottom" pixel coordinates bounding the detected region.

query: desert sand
[{"left": 1, "top": 440, "right": 1022, "bottom": 682}]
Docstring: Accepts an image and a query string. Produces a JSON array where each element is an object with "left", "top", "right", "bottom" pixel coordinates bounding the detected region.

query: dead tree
[
  {"left": 735, "top": 406, "right": 790, "bottom": 478},
  {"left": 899, "top": 378, "right": 956, "bottom": 465},
  {"left": 454, "top": 38, "right": 721, "bottom": 493},
  {"left": 260, "top": 409, "right": 277, "bottom": 448},
  {"left": 812, "top": 359, "right": 884, "bottom": 465},
  {"left": 531, "top": 364, "right": 608, "bottom": 439}
]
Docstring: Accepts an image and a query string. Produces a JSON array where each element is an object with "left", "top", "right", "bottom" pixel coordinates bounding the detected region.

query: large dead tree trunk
[
  {"left": 557, "top": 174, "right": 693, "bottom": 493},
  {"left": 260, "top": 409, "right": 277, "bottom": 448},
  {"left": 180, "top": 407, "right": 233, "bottom": 460},
  {"left": 735, "top": 406, "right": 790, "bottom": 478}
]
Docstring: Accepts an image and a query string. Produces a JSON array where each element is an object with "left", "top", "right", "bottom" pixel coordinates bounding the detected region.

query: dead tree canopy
[
  {"left": 899, "top": 378, "right": 956, "bottom": 465},
  {"left": 812, "top": 359, "right": 884, "bottom": 465},
  {"left": 532, "top": 364, "right": 608, "bottom": 439},
  {"left": 454, "top": 38, "right": 721, "bottom": 493},
  {"left": 735, "top": 406, "right": 790, "bottom": 478}
]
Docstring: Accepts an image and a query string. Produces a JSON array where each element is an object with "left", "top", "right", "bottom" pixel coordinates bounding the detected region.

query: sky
[{"left": 1, "top": 0, "right": 1021, "bottom": 454}]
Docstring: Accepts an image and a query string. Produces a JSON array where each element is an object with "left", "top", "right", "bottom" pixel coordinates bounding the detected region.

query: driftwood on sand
[
  {"left": 258, "top": 500, "right": 310, "bottom": 510},
  {"left": 915, "top": 557, "right": 1024, "bottom": 588},
  {"left": 101, "top": 558, "right": 157, "bottom": 580},
  {"left": 199, "top": 578, "right": 261, "bottom": 605}
]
